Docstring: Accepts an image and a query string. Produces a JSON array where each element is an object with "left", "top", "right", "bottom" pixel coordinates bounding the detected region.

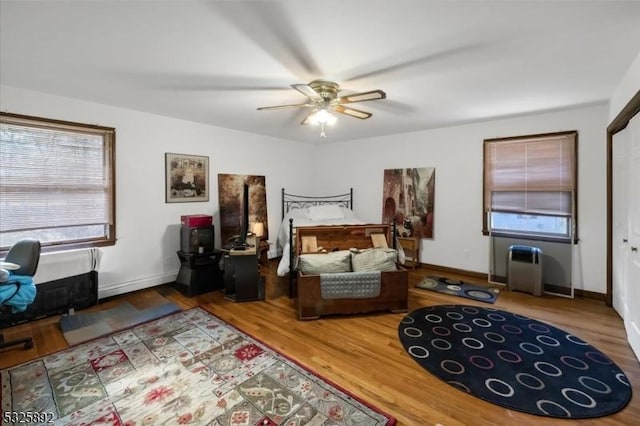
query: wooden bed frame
[
  {"left": 281, "top": 188, "right": 401, "bottom": 299},
  {"left": 281, "top": 187, "right": 354, "bottom": 220},
  {"left": 295, "top": 223, "right": 408, "bottom": 320},
  {"left": 282, "top": 188, "right": 353, "bottom": 297}
]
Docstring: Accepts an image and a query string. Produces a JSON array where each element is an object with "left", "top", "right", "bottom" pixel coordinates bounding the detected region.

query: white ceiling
[{"left": 1, "top": 1, "right": 639, "bottom": 144}]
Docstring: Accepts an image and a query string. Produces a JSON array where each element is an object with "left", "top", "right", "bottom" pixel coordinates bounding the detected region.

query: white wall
[
  {"left": 0, "top": 85, "right": 611, "bottom": 295},
  {"left": 0, "top": 85, "right": 314, "bottom": 298},
  {"left": 314, "top": 103, "right": 609, "bottom": 294},
  {"left": 610, "top": 52, "right": 640, "bottom": 120}
]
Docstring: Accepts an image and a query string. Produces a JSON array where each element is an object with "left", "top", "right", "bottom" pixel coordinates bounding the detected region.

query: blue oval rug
[{"left": 398, "top": 305, "right": 632, "bottom": 418}]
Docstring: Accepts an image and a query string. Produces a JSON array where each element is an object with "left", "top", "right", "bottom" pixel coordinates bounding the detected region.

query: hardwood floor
[{"left": 1, "top": 261, "right": 638, "bottom": 425}]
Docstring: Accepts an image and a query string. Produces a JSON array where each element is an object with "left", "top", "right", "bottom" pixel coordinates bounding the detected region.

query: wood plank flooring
[{"left": 1, "top": 261, "right": 638, "bottom": 425}]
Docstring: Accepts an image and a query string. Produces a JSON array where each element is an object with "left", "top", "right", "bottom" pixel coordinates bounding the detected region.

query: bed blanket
[{"left": 320, "top": 271, "right": 381, "bottom": 299}]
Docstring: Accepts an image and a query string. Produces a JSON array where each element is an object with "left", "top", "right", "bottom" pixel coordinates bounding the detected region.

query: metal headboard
[{"left": 281, "top": 188, "right": 353, "bottom": 220}]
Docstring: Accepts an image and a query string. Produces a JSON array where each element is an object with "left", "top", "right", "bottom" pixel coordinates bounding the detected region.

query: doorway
[{"left": 607, "top": 90, "right": 640, "bottom": 360}]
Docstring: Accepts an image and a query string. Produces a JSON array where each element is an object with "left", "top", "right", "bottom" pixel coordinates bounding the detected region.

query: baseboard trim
[
  {"left": 421, "top": 263, "right": 605, "bottom": 302},
  {"left": 574, "top": 289, "right": 606, "bottom": 301},
  {"left": 98, "top": 271, "right": 178, "bottom": 300},
  {"left": 422, "top": 263, "right": 487, "bottom": 281}
]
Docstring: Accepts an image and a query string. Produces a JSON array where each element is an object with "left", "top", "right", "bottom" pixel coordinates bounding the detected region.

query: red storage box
[{"left": 181, "top": 214, "right": 213, "bottom": 227}]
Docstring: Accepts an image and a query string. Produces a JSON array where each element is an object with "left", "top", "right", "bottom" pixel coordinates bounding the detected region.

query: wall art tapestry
[
  {"left": 382, "top": 167, "right": 435, "bottom": 238},
  {"left": 165, "top": 153, "right": 209, "bottom": 203},
  {"left": 218, "top": 174, "right": 268, "bottom": 244}
]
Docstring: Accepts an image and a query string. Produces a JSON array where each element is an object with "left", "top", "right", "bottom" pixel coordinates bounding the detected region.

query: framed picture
[
  {"left": 382, "top": 167, "right": 435, "bottom": 238},
  {"left": 165, "top": 153, "right": 209, "bottom": 203},
  {"left": 218, "top": 174, "right": 268, "bottom": 243}
]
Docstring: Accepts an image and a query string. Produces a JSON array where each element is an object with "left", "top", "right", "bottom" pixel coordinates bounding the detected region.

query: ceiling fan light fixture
[
  {"left": 307, "top": 109, "right": 337, "bottom": 138},
  {"left": 309, "top": 108, "right": 337, "bottom": 126}
]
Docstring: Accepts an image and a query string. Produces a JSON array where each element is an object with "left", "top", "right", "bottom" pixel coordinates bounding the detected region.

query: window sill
[{"left": 482, "top": 230, "right": 576, "bottom": 244}]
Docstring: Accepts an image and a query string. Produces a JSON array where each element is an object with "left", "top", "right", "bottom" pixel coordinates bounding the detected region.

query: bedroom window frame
[
  {"left": 482, "top": 130, "right": 578, "bottom": 244},
  {"left": 0, "top": 112, "right": 116, "bottom": 254}
]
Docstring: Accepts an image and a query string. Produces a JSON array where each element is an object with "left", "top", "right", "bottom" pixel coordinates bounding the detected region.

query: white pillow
[
  {"left": 341, "top": 208, "right": 358, "bottom": 219},
  {"left": 307, "top": 205, "right": 346, "bottom": 221},
  {"left": 298, "top": 250, "right": 352, "bottom": 275},
  {"left": 351, "top": 248, "right": 398, "bottom": 272},
  {"left": 286, "top": 207, "right": 311, "bottom": 220}
]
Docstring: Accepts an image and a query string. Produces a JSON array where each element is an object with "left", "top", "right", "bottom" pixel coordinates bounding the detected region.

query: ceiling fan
[{"left": 257, "top": 80, "right": 386, "bottom": 137}]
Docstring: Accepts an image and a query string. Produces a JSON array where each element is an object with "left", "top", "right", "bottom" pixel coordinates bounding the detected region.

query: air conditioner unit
[{"left": 507, "top": 245, "right": 543, "bottom": 296}]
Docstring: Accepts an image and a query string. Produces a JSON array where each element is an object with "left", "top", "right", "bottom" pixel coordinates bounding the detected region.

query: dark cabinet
[
  {"left": 175, "top": 251, "right": 222, "bottom": 296},
  {"left": 223, "top": 236, "right": 264, "bottom": 302}
]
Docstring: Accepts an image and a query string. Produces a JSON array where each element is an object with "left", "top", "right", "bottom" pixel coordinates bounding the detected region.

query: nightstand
[
  {"left": 222, "top": 236, "right": 264, "bottom": 302},
  {"left": 258, "top": 239, "right": 270, "bottom": 265},
  {"left": 398, "top": 237, "right": 420, "bottom": 269}
]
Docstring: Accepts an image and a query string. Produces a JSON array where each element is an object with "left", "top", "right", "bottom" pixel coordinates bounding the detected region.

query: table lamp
[{"left": 250, "top": 221, "right": 265, "bottom": 240}]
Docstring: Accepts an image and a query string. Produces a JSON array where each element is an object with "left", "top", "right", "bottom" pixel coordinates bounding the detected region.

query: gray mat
[
  {"left": 416, "top": 275, "right": 500, "bottom": 303},
  {"left": 60, "top": 301, "right": 182, "bottom": 345},
  {"left": 59, "top": 302, "right": 138, "bottom": 332}
]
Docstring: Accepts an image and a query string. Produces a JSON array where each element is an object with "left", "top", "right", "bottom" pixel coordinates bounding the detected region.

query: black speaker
[{"left": 180, "top": 225, "right": 214, "bottom": 254}]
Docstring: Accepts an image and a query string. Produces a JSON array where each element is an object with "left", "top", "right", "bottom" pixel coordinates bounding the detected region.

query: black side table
[
  {"left": 175, "top": 250, "right": 223, "bottom": 296},
  {"left": 222, "top": 236, "right": 264, "bottom": 302}
]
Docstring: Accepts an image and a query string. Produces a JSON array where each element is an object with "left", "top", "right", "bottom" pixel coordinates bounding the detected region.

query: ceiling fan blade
[
  {"left": 334, "top": 105, "right": 372, "bottom": 120},
  {"left": 342, "top": 42, "right": 490, "bottom": 82},
  {"left": 257, "top": 103, "right": 313, "bottom": 111},
  {"left": 338, "top": 90, "right": 386, "bottom": 104},
  {"left": 210, "top": 2, "right": 320, "bottom": 79},
  {"left": 291, "top": 84, "right": 322, "bottom": 101}
]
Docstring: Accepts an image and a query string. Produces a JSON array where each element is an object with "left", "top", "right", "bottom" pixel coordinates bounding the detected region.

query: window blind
[
  {"left": 484, "top": 132, "right": 576, "bottom": 216},
  {"left": 0, "top": 114, "right": 115, "bottom": 249}
]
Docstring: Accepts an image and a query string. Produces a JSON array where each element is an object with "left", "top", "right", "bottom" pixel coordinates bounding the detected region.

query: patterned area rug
[
  {"left": 398, "top": 305, "right": 632, "bottom": 418},
  {"left": 2, "top": 307, "right": 395, "bottom": 425},
  {"left": 416, "top": 276, "right": 500, "bottom": 303}
]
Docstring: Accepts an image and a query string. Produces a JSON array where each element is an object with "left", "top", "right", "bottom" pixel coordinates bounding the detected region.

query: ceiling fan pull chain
[{"left": 320, "top": 122, "right": 327, "bottom": 138}]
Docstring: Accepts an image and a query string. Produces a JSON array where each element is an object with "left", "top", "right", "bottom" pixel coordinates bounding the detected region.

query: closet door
[
  {"left": 612, "top": 130, "right": 629, "bottom": 319},
  {"left": 626, "top": 114, "right": 640, "bottom": 359}
]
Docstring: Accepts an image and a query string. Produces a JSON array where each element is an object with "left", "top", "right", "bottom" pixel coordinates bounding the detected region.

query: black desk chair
[{"left": 0, "top": 238, "right": 41, "bottom": 350}]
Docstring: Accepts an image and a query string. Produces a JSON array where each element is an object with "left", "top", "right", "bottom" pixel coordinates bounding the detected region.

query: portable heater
[{"left": 507, "top": 245, "right": 543, "bottom": 296}]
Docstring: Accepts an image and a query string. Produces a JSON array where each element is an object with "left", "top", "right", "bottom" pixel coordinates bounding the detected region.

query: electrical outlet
[{"left": 464, "top": 249, "right": 470, "bottom": 258}]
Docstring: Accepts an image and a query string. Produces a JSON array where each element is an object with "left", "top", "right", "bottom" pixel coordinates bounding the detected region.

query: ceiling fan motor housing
[{"left": 309, "top": 80, "right": 339, "bottom": 101}]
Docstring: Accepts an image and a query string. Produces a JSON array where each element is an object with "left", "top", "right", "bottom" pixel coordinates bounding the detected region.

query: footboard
[
  {"left": 290, "top": 222, "right": 397, "bottom": 297},
  {"left": 297, "top": 269, "right": 408, "bottom": 320}
]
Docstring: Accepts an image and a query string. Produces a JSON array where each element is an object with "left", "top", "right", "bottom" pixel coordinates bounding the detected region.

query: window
[
  {"left": 483, "top": 131, "right": 577, "bottom": 242},
  {"left": 0, "top": 113, "right": 116, "bottom": 252}
]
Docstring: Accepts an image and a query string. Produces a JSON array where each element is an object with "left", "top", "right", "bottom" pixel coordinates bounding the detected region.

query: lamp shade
[{"left": 250, "top": 221, "right": 265, "bottom": 238}]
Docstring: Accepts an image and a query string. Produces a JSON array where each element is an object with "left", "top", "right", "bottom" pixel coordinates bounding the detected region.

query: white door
[
  {"left": 625, "top": 114, "right": 640, "bottom": 360},
  {"left": 612, "top": 130, "right": 629, "bottom": 318}
]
